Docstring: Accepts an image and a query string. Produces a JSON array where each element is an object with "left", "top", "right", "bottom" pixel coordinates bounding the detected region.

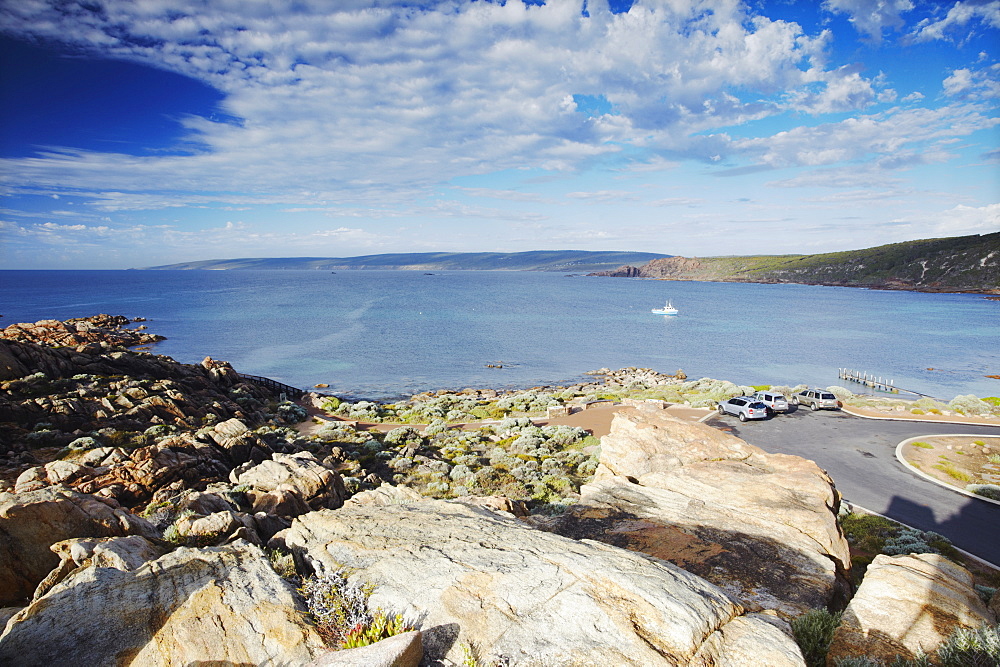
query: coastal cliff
[
  {"left": 590, "top": 231, "right": 1000, "bottom": 293},
  {"left": 0, "top": 317, "right": 995, "bottom": 665}
]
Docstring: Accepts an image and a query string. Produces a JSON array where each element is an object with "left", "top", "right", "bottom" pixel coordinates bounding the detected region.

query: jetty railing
[
  {"left": 838, "top": 369, "right": 933, "bottom": 398},
  {"left": 238, "top": 373, "right": 305, "bottom": 400}
]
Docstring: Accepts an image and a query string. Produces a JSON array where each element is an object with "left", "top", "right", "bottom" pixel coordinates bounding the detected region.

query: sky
[{"left": 0, "top": 0, "right": 998, "bottom": 269}]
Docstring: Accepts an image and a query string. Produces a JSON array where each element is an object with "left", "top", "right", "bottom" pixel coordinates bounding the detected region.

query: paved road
[{"left": 706, "top": 408, "right": 1000, "bottom": 564}]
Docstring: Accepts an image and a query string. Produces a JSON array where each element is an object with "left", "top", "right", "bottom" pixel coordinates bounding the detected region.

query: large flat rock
[
  {"left": 0, "top": 486, "right": 157, "bottom": 606},
  {"left": 827, "top": 553, "right": 996, "bottom": 663},
  {"left": 275, "top": 499, "right": 805, "bottom": 666},
  {"left": 549, "top": 409, "right": 852, "bottom": 617},
  {"left": 0, "top": 541, "right": 325, "bottom": 666}
]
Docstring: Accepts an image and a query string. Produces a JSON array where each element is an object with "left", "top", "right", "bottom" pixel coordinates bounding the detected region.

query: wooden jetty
[
  {"left": 838, "top": 369, "right": 935, "bottom": 398},
  {"left": 838, "top": 369, "right": 898, "bottom": 393}
]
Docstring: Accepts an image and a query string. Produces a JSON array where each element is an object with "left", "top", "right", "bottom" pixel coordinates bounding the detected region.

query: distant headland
[
  {"left": 144, "top": 250, "right": 671, "bottom": 274},
  {"left": 142, "top": 233, "right": 1000, "bottom": 293},
  {"left": 590, "top": 232, "right": 1000, "bottom": 294}
]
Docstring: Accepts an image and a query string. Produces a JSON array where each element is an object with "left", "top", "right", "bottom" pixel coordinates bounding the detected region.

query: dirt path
[{"left": 296, "top": 400, "right": 711, "bottom": 438}]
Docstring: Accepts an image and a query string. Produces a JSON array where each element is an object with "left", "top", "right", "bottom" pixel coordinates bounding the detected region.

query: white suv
[{"left": 751, "top": 391, "right": 789, "bottom": 415}]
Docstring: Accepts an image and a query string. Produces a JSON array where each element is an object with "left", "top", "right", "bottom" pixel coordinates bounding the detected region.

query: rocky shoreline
[{"left": 1, "top": 316, "right": 996, "bottom": 666}]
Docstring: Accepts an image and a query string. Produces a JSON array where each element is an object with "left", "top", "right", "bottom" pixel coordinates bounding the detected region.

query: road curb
[
  {"left": 894, "top": 435, "right": 1000, "bottom": 509},
  {"left": 841, "top": 406, "right": 1000, "bottom": 428}
]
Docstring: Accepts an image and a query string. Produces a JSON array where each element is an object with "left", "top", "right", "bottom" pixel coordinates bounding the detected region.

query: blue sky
[{"left": 1, "top": 0, "right": 997, "bottom": 269}]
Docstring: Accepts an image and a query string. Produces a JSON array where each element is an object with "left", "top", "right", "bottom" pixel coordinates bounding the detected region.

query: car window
[
  {"left": 749, "top": 402, "right": 766, "bottom": 409},
  {"left": 732, "top": 398, "right": 745, "bottom": 405},
  {"left": 820, "top": 393, "right": 835, "bottom": 399}
]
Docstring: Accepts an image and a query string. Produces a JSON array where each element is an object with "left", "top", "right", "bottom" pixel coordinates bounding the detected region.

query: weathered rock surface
[
  {"left": 826, "top": 553, "right": 996, "bottom": 664},
  {"left": 548, "top": 409, "right": 852, "bottom": 618},
  {"left": 307, "top": 630, "right": 423, "bottom": 667},
  {"left": 0, "top": 315, "right": 163, "bottom": 350},
  {"left": 275, "top": 499, "right": 805, "bottom": 666},
  {"left": 0, "top": 542, "right": 325, "bottom": 666},
  {"left": 0, "top": 318, "right": 277, "bottom": 457},
  {"left": 172, "top": 509, "right": 262, "bottom": 546},
  {"left": 33, "top": 535, "right": 169, "bottom": 600},
  {"left": 75, "top": 437, "right": 235, "bottom": 506},
  {"left": 238, "top": 451, "right": 346, "bottom": 514},
  {"left": 343, "top": 483, "right": 424, "bottom": 508},
  {"left": 0, "top": 486, "right": 158, "bottom": 605}
]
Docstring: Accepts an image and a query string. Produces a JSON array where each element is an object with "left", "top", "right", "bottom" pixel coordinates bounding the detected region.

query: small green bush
[
  {"left": 935, "top": 624, "right": 1000, "bottom": 666},
  {"left": 791, "top": 608, "right": 841, "bottom": 667},
  {"left": 340, "top": 611, "right": 411, "bottom": 649},
  {"left": 911, "top": 441, "right": 933, "bottom": 449},
  {"left": 300, "top": 569, "right": 411, "bottom": 649},
  {"left": 965, "top": 484, "right": 1000, "bottom": 501},
  {"left": 266, "top": 547, "right": 297, "bottom": 579}
]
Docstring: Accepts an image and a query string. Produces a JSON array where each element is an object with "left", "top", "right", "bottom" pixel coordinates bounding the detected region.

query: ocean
[{"left": 1, "top": 269, "right": 998, "bottom": 401}]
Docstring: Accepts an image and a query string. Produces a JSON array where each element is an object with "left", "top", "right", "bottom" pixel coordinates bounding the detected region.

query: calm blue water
[{"left": 1, "top": 270, "right": 998, "bottom": 401}]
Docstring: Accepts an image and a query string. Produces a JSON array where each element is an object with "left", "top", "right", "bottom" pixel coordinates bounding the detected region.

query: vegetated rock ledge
[
  {"left": 0, "top": 316, "right": 996, "bottom": 666},
  {"left": 588, "top": 231, "right": 1000, "bottom": 294}
]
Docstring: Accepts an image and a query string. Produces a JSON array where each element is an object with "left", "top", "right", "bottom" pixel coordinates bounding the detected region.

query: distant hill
[
  {"left": 145, "top": 250, "right": 671, "bottom": 273},
  {"left": 590, "top": 232, "right": 1000, "bottom": 293}
]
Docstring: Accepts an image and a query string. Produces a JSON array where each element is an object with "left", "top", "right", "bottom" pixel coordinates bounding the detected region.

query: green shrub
[
  {"left": 949, "top": 395, "right": 993, "bottom": 416},
  {"left": 300, "top": 569, "right": 412, "bottom": 649},
  {"left": 935, "top": 624, "right": 1000, "bottom": 666},
  {"left": 838, "top": 512, "right": 959, "bottom": 577},
  {"left": 965, "top": 484, "right": 1000, "bottom": 501},
  {"left": 791, "top": 608, "right": 841, "bottom": 667},
  {"left": 266, "top": 547, "right": 297, "bottom": 579},
  {"left": 340, "top": 610, "right": 411, "bottom": 649},
  {"left": 911, "top": 441, "right": 934, "bottom": 449},
  {"left": 974, "top": 585, "right": 997, "bottom": 604}
]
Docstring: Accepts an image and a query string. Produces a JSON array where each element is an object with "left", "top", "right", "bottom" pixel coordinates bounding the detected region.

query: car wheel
[
  {"left": 718, "top": 405, "right": 725, "bottom": 414},
  {"left": 810, "top": 401, "right": 819, "bottom": 411},
  {"left": 791, "top": 397, "right": 799, "bottom": 405},
  {"left": 739, "top": 412, "right": 747, "bottom": 422}
]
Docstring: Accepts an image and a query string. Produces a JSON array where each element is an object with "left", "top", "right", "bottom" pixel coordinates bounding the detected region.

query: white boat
[{"left": 651, "top": 300, "right": 678, "bottom": 315}]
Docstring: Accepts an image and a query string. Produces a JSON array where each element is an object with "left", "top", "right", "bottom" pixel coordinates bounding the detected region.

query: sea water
[{"left": 1, "top": 269, "right": 998, "bottom": 401}]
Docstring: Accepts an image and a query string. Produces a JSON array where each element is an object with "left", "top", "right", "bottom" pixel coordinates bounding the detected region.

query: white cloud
[
  {"left": 565, "top": 190, "right": 639, "bottom": 203},
  {"left": 452, "top": 187, "right": 551, "bottom": 203},
  {"left": 910, "top": 1, "right": 1000, "bottom": 42},
  {"left": 942, "top": 65, "right": 1000, "bottom": 99},
  {"left": 936, "top": 203, "right": 1000, "bottom": 234},
  {"left": 0, "top": 0, "right": 885, "bottom": 211},
  {"left": 899, "top": 203, "right": 1000, "bottom": 236},
  {"left": 729, "top": 103, "right": 999, "bottom": 170},
  {"left": 823, "top": 0, "right": 914, "bottom": 41},
  {"left": 648, "top": 197, "right": 704, "bottom": 207}
]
